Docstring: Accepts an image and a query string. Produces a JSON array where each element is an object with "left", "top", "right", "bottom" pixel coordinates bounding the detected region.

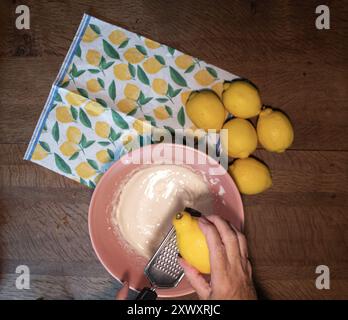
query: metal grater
[{"left": 136, "top": 226, "right": 184, "bottom": 300}]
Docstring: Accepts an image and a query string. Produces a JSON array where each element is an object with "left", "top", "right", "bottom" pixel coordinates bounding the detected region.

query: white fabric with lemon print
[{"left": 25, "top": 14, "right": 238, "bottom": 188}]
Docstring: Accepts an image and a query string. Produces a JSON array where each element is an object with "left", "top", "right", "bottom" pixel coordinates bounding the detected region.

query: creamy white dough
[{"left": 112, "top": 165, "right": 212, "bottom": 258}]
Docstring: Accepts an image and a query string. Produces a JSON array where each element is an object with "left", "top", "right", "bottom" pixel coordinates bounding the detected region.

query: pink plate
[{"left": 88, "top": 143, "right": 244, "bottom": 298}]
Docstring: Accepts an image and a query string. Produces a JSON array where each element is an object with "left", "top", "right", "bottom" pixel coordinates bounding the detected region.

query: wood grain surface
[{"left": 0, "top": 0, "right": 347, "bottom": 299}]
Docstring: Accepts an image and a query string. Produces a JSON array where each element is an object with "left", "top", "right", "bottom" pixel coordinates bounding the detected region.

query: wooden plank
[{"left": 0, "top": 145, "right": 347, "bottom": 299}]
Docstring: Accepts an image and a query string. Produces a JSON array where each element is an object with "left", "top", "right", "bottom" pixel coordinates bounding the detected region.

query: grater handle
[{"left": 135, "top": 287, "right": 157, "bottom": 300}]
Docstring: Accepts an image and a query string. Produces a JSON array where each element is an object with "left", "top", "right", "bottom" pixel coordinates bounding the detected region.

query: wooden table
[{"left": 0, "top": 0, "right": 347, "bottom": 300}]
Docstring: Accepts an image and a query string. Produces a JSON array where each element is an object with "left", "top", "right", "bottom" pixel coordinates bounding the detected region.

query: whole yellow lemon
[
  {"left": 257, "top": 108, "right": 294, "bottom": 152},
  {"left": 185, "top": 91, "right": 225, "bottom": 131},
  {"left": 229, "top": 157, "right": 272, "bottom": 195},
  {"left": 222, "top": 80, "right": 261, "bottom": 118},
  {"left": 221, "top": 118, "right": 257, "bottom": 158},
  {"left": 172, "top": 211, "right": 210, "bottom": 274}
]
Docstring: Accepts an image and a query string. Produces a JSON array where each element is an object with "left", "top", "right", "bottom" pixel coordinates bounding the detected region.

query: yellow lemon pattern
[
  {"left": 86, "top": 49, "right": 101, "bottom": 66},
  {"left": 143, "top": 57, "right": 163, "bottom": 74},
  {"left": 28, "top": 16, "right": 239, "bottom": 188},
  {"left": 114, "top": 63, "right": 132, "bottom": 80}
]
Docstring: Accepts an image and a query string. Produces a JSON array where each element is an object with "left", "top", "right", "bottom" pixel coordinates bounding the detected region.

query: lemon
[
  {"left": 152, "top": 78, "right": 168, "bottom": 95},
  {"left": 117, "top": 99, "right": 137, "bottom": 114},
  {"left": 181, "top": 90, "right": 192, "bottom": 105},
  {"left": 124, "top": 47, "right": 145, "bottom": 64},
  {"left": 85, "top": 101, "right": 105, "bottom": 117},
  {"left": 56, "top": 106, "right": 73, "bottom": 123},
  {"left": 86, "top": 49, "right": 101, "bottom": 66},
  {"left": 86, "top": 79, "right": 102, "bottom": 93},
  {"left": 59, "top": 141, "right": 78, "bottom": 157},
  {"left": 65, "top": 92, "right": 86, "bottom": 106},
  {"left": 143, "top": 57, "right": 163, "bottom": 74},
  {"left": 96, "top": 150, "right": 111, "bottom": 163},
  {"left": 133, "top": 119, "right": 152, "bottom": 135},
  {"left": 194, "top": 69, "right": 215, "bottom": 86},
  {"left": 185, "top": 91, "right": 225, "bottom": 131},
  {"left": 66, "top": 126, "right": 82, "bottom": 144},
  {"left": 95, "top": 121, "right": 110, "bottom": 138},
  {"left": 257, "top": 108, "right": 294, "bottom": 152},
  {"left": 211, "top": 82, "right": 224, "bottom": 98},
  {"left": 144, "top": 38, "right": 161, "bottom": 49},
  {"left": 122, "top": 134, "right": 133, "bottom": 146},
  {"left": 175, "top": 54, "right": 194, "bottom": 70},
  {"left": 32, "top": 144, "right": 49, "bottom": 160},
  {"left": 82, "top": 26, "right": 99, "bottom": 43},
  {"left": 222, "top": 81, "right": 261, "bottom": 119},
  {"left": 172, "top": 211, "right": 210, "bottom": 274},
  {"left": 153, "top": 106, "right": 171, "bottom": 120},
  {"left": 114, "top": 64, "right": 132, "bottom": 80},
  {"left": 75, "top": 162, "right": 96, "bottom": 179},
  {"left": 124, "top": 84, "right": 140, "bottom": 100},
  {"left": 109, "top": 30, "right": 127, "bottom": 45},
  {"left": 221, "top": 118, "right": 257, "bottom": 158},
  {"left": 229, "top": 158, "right": 272, "bottom": 195}
]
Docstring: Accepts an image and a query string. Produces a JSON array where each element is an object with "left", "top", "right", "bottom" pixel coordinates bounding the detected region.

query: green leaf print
[
  {"left": 96, "top": 98, "right": 108, "bottom": 108},
  {"left": 79, "top": 109, "right": 92, "bottom": 128},
  {"left": 88, "top": 68, "right": 100, "bottom": 74},
  {"left": 80, "top": 134, "right": 87, "bottom": 147},
  {"left": 108, "top": 80, "right": 116, "bottom": 101},
  {"left": 77, "top": 88, "right": 89, "bottom": 98},
  {"left": 169, "top": 67, "right": 187, "bottom": 87},
  {"left": 165, "top": 105, "right": 173, "bottom": 117},
  {"left": 88, "top": 180, "right": 96, "bottom": 189},
  {"left": 138, "top": 91, "right": 152, "bottom": 105},
  {"left": 97, "top": 77, "right": 105, "bottom": 89},
  {"left": 103, "top": 61, "right": 114, "bottom": 70},
  {"left": 137, "top": 65, "right": 150, "bottom": 86},
  {"left": 61, "top": 80, "right": 70, "bottom": 88},
  {"left": 54, "top": 92, "right": 62, "bottom": 102},
  {"left": 154, "top": 55, "right": 165, "bottom": 66},
  {"left": 39, "top": 141, "right": 50, "bottom": 153},
  {"left": 185, "top": 64, "right": 195, "bottom": 73},
  {"left": 98, "top": 141, "right": 111, "bottom": 146},
  {"left": 69, "top": 151, "right": 80, "bottom": 160},
  {"left": 144, "top": 115, "right": 156, "bottom": 127},
  {"left": 89, "top": 24, "right": 101, "bottom": 35},
  {"left": 156, "top": 98, "right": 168, "bottom": 103},
  {"left": 103, "top": 40, "right": 120, "bottom": 59},
  {"left": 87, "top": 159, "right": 99, "bottom": 170},
  {"left": 164, "top": 125, "right": 175, "bottom": 135},
  {"left": 52, "top": 121, "right": 60, "bottom": 143},
  {"left": 128, "top": 63, "right": 136, "bottom": 78},
  {"left": 70, "top": 106, "right": 78, "bottom": 121},
  {"left": 167, "top": 47, "right": 175, "bottom": 56},
  {"left": 177, "top": 106, "right": 186, "bottom": 127},
  {"left": 206, "top": 66, "right": 218, "bottom": 78},
  {"left": 112, "top": 110, "right": 129, "bottom": 129},
  {"left": 75, "top": 45, "right": 81, "bottom": 58},
  {"left": 135, "top": 45, "right": 147, "bottom": 56},
  {"left": 107, "top": 149, "right": 115, "bottom": 160},
  {"left": 119, "top": 39, "right": 129, "bottom": 49},
  {"left": 109, "top": 127, "right": 121, "bottom": 142},
  {"left": 54, "top": 153, "right": 72, "bottom": 174}
]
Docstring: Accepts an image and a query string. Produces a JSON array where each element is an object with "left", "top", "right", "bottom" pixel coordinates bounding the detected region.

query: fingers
[
  {"left": 198, "top": 217, "right": 228, "bottom": 283},
  {"left": 179, "top": 258, "right": 211, "bottom": 300},
  {"left": 115, "top": 281, "right": 129, "bottom": 300},
  {"left": 204, "top": 215, "right": 241, "bottom": 259}
]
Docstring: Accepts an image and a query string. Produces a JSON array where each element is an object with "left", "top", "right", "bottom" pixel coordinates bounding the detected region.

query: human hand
[{"left": 179, "top": 215, "right": 257, "bottom": 300}]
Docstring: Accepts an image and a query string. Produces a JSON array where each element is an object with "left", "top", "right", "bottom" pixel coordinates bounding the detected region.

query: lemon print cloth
[{"left": 25, "top": 14, "right": 238, "bottom": 188}]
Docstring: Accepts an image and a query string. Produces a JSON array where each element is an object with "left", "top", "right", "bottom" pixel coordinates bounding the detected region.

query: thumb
[
  {"left": 179, "top": 258, "right": 211, "bottom": 300},
  {"left": 115, "top": 281, "right": 129, "bottom": 300}
]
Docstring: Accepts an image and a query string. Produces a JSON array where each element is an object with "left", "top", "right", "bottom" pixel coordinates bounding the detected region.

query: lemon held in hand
[
  {"left": 221, "top": 118, "right": 257, "bottom": 158},
  {"left": 173, "top": 211, "right": 210, "bottom": 274},
  {"left": 229, "top": 157, "right": 272, "bottom": 195},
  {"left": 185, "top": 90, "right": 225, "bottom": 131},
  {"left": 257, "top": 108, "right": 294, "bottom": 153},
  {"left": 222, "top": 80, "right": 261, "bottom": 119}
]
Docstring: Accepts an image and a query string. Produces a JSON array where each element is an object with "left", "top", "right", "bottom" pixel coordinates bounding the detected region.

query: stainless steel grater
[{"left": 136, "top": 226, "right": 184, "bottom": 300}]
